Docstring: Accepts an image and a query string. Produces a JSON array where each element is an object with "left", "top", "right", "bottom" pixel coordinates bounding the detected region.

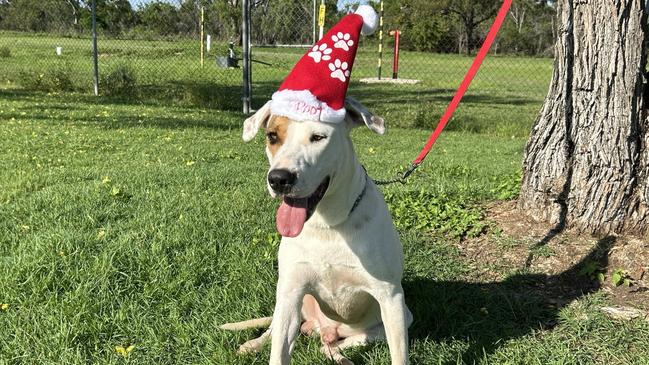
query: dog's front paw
[{"left": 321, "top": 344, "right": 355, "bottom": 365}]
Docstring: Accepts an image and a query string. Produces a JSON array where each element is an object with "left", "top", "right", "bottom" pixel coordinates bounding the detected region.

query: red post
[{"left": 389, "top": 30, "right": 400, "bottom": 79}]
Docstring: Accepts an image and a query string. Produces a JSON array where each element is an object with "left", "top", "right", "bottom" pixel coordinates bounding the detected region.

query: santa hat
[{"left": 270, "top": 5, "right": 378, "bottom": 123}]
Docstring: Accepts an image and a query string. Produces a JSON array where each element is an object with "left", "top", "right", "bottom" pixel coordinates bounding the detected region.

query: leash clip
[{"left": 372, "top": 163, "right": 420, "bottom": 186}]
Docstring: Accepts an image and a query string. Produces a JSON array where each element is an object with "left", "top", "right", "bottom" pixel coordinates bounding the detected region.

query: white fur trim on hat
[
  {"left": 355, "top": 5, "right": 378, "bottom": 36},
  {"left": 271, "top": 89, "right": 346, "bottom": 123}
]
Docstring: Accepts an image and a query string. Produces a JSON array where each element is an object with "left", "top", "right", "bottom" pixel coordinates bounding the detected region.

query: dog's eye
[
  {"left": 310, "top": 134, "right": 327, "bottom": 143},
  {"left": 266, "top": 132, "right": 279, "bottom": 144}
]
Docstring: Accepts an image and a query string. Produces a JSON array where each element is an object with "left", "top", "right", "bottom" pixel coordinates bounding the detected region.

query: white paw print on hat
[
  {"left": 329, "top": 59, "right": 350, "bottom": 82},
  {"left": 332, "top": 32, "right": 354, "bottom": 51},
  {"left": 308, "top": 43, "right": 332, "bottom": 63}
]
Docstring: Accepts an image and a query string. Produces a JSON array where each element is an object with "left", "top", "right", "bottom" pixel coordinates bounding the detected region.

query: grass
[
  {"left": 0, "top": 31, "right": 551, "bottom": 137},
  {"left": 1, "top": 32, "right": 648, "bottom": 364},
  {"left": 2, "top": 90, "right": 648, "bottom": 364}
]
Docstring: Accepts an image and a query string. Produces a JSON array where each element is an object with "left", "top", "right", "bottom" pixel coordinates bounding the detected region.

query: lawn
[
  {"left": 1, "top": 32, "right": 648, "bottom": 365},
  {"left": 1, "top": 31, "right": 551, "bottom": 136},
  {"left": 1, "top": 89, "right": 648, "bottom": 364}
]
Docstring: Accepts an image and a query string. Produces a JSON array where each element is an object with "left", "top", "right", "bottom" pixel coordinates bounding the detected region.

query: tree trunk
[
  {"left": 465, "top": 20, "right": 474, "bottom": 55},
  {"left": 518, "top": 0, "right": 648, "bottom": 236}
]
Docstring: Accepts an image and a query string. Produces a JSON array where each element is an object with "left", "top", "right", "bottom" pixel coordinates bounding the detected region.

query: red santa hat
[{"left": 270, "top": 5, "right": 378, "bottom": 123}]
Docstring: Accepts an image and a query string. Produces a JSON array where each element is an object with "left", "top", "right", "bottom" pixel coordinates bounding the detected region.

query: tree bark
[{"left": 519, "top": 0, "right": 648, "bottom": 236}]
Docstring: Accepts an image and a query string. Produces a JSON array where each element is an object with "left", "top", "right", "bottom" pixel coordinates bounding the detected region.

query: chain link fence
[
  {"left": 246, "top": 1, "right": 556, "bottom": 132},
  {"left": 0, "top": 0, "right": 245, "bottom": 109},
  {"left": 1, "top": 0, "right": 556, "bottom": 125}
]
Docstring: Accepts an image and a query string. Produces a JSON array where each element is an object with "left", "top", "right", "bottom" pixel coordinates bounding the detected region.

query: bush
[
  {"left": 412, "top": 101, "right": 440, "bottom": 129},
  {"left": 0, "top": 46, "right": 11, "bottom": 58},
  {"left": 49, "top": 67, "right": 74, "bottom": 91},
  {"left": 101, "top": 64, "right": 137, "bottom": 97},
  {"left": 17, "top": 71, "right": 47, "bottom": 90},
  {"left": 17, "top": 66, "right": 75, "bottom": 92},
  {"left": 182, "top": 82, "right": 239, "bottom": 110}
]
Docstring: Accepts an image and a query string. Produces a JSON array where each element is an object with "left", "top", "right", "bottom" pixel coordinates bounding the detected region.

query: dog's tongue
[{"left": 276, "top": 197, "right": 308, "bottom": 238}]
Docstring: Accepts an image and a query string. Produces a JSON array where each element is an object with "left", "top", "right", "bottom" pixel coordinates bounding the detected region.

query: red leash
[{"left": 374, "top": 0, "right": 513, "bottom": 185}]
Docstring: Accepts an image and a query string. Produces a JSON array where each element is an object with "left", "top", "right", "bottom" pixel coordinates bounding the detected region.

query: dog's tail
[{"left": 219, "top": 316, "right": 273, "bottom": 331}]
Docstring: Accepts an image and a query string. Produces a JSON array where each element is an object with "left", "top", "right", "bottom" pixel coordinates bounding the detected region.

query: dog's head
[{"left": 242, "top": 97, "right": 384, "bottom": 237}]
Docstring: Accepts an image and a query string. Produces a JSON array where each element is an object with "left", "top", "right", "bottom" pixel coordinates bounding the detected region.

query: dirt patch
[{"left": 458, "top": 200, "right": 649, "bottom": 310}]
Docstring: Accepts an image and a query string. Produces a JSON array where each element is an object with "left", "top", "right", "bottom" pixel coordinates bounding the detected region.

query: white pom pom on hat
[{"left": 355, "top": 4, "right": 379, "bottom": 36}]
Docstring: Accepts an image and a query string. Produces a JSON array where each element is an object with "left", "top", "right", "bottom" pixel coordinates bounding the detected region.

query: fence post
[
  {"left": 312, "top": 0, "right": 317, "bottom": 44},
  {"left": 91, "top": 0, "right": 99, "bottom": 96},
  {"left": 377, "top": 0, "right": 384, "bottom": 80},
  {"left": 318, "top": 0, "right": 325, "bottom": 40},
  {"left": 390, "top": 30, "right": 400, "bottom": 79},
  {"left": 200, "top": 6, "right": 205, "bottom": 68},
  {"left": 242, "top": 0, "right": 252, "bottom": 113}
]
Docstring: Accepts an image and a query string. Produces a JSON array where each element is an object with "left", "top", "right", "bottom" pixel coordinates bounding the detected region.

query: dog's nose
[{"left": 267, "top": 169, "right": 297, "bottom": 193}]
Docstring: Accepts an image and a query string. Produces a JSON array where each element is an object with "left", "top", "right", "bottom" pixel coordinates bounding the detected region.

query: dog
[{"left": 221, "top": 97, "right": 412, "bottom": 365}]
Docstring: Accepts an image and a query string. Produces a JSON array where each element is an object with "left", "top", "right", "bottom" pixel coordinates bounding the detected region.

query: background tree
[
  {"left": 208, "top": 0, "right": 239, "bottom": 42},
  {"left": 102, "top": 0, "right": 136, "bottom": 35},
  {"left": 382, "top": 0, "right": 454, "bottom": 52},
  {"left": 250, "top": 0, "right": 337, "bottom": 46},
  {"left": 0, "top": 0, "right": 79, "bottom": 32},
  {"left": 0, "top": 0, "right": 557, "bottom": 55},
  {"left": 519, "top": 0, "right": 648, "bottom": 235},
  {"left": 441, "top": 0, "right": 501, "bottom": 54},
  {"left": 137, "top": 1, "right": 181, "bottom": 36},
  {"left": 497, "top": 0, "right": 555, "bottom": 55},
  {"left": 65, "top": 0, "right": 81, "bottom": 25},
  {"left": 78, "top": 0, "right": 136, "bottom": 35}
]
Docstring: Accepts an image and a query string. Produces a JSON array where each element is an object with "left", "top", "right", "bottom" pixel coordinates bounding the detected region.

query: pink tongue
[{"left": 276, "top": 197, "right": 308, "bottom": 237}]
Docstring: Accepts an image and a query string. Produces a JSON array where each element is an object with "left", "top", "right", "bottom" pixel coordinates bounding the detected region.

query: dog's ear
[
  {"left": 242, "top": 101, "right": 272, "bottom": 142},
  {"left": 344, "top": 97, "right": 386, "bottom": 135}
]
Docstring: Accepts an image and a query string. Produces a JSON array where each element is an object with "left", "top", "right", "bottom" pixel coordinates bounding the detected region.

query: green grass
[
  {"left": 1, "top": 31, "right": 551, "bottom": 137},
  {"left": 1, "top": 89, "right": 648, "bottom": 364},
  {"left": 1, "top": 31, "right": 648, "bottom": 364}
]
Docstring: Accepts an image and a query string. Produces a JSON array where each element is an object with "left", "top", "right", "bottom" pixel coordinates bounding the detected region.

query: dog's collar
[{"left": 348, "top": 171, "right": 368, "bottom": 216}]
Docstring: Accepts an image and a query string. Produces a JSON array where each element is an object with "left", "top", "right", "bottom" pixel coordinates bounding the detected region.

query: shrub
[
  {"left": 49, "top": 67, "right": 74, "bottom": 91},
  {"left": 412, "top": 101, "right": 440, "bottom": 129},
  {"left": 0, "top": 46, "right": 10, "bottom": 58},
  {"left": 17, "top": 71, "right": 47, "bottom": 90},
  {"left": 101, "top": 64, "right": 137, "bottom": 97},
  {"left": 17, "top": 66, "right": 75, "bottom": 92},
  {"left": 182, "top": 83, "right": 239, "bottom": 110}
]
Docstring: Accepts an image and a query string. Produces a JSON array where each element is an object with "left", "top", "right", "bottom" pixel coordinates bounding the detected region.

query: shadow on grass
[
  {"left": 0, "top": 82, "right": 246, "bottom": 111},
  {"left": 0, "top": 87, "right": 244, "bottom": 131},
  {"left": 398, "top": 235, "right": 615, "bottom": 364},
  {"left": 2, "top": 82, "right": 539, "bottom": 135},
  {"left": 2, "top": 81, "right": 539, "bottom": 110},
  {"left": 347, "top": 84, "right": 538, "bottom": 108}
]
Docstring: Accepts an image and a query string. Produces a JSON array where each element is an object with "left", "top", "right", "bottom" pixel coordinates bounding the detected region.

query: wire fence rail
[{"left": 0, "top": 0, "right": 555, "bottom": 120}]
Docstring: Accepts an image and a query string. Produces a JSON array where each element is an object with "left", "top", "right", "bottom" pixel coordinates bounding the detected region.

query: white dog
[{"left": 221, "top": 97, "right": 412, "bottom": 365}]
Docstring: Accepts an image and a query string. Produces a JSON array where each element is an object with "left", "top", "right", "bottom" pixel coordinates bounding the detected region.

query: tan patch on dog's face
[{"left": 265, "top": 116, "right": 291, "bottom": 156}]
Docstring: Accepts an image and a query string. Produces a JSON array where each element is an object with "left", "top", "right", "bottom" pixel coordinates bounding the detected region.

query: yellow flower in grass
[
  {"left": 186, "top": 160, "right": 195, "bottom": 166},
  {"left": 115, "top": 345, "right": 135, "bottom": 357},
  {"left": 1, "top": 303, "right": 8, "bottom": 310}
]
